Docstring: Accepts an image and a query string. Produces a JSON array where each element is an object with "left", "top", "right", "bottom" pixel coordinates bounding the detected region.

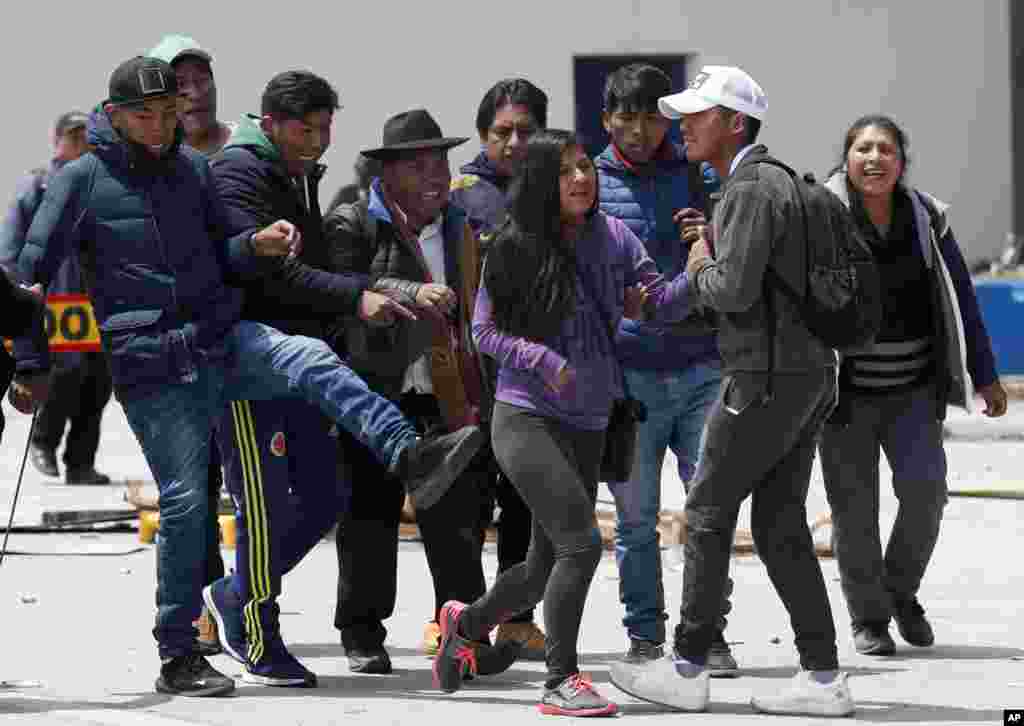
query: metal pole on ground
[{"left": 0, "top": 409, "right": 38, "bottom": 566}]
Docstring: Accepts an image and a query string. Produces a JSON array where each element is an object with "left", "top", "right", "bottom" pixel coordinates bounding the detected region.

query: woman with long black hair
[{"left": 432, "top": 129, "right": 694, "bottom": 716}]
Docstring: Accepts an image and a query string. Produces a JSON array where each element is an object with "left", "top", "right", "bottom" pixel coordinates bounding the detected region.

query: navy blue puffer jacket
[{"left": 15, "top": 106, "right": 247, "bottom": 401}]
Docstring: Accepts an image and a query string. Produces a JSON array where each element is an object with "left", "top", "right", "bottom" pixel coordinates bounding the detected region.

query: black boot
[
  {"left": 391, "top": 426, "right": 484, "bottom": 510},
  {"left": 893, "top": 597, "right": 934, "bottom": 647},
  {"left": 29, "top": 445, "right": 59, "bottom": 477},
  {"left": 345, "top": 645, "right": 392, "bottom": 674},
  {"left": 66, "top": 467, "right": 112, "bottom": 485},
  {"left": 852, "top": 622, "right": 896, "bottom": 655}
]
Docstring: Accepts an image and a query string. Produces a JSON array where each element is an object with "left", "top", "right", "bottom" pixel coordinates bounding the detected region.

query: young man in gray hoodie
[{"left": 609, "top": 65, "right": 855, "bottom": 718}]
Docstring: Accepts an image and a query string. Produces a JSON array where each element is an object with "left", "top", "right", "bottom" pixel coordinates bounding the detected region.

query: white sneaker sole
[
  {"left": 751, "top": 696, "right": 855, "bottom": 717},
  {"left": 201, "top": 585, "right": 246, "bottom": 665},
  {"left": 242, "top": 671, "right": 314, "bottom": 688}
]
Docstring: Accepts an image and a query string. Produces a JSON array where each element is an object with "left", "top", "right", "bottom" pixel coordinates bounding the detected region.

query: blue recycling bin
[{"left": 973, "top": 277, "right": 1024, "bottom": 375}]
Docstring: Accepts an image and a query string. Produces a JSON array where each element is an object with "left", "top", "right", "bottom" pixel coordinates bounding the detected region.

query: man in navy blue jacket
[
  {"left": 594, "top": 64, "right": 733, "bottom": 673},
  {"left": 202, "top": 70, "right": 422, "bottom": 688},
  {"left": 0, "top": 111, "right": 113, "bottom": 485},
  {"left": 12, "top": 56, "right": 484, "bottom": 698}
]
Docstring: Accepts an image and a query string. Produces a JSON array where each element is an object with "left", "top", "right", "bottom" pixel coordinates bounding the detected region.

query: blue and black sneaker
[
  {"left": 244, "top": 634, "right": 317, "bottom": 688},
  {"left": 202, "top": 578, "right": 247, "bottom": 666}
]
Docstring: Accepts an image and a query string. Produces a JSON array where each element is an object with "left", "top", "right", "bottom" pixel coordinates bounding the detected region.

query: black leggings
[{"left": 459, "top": 402, "right": 605, "bottom": 680}]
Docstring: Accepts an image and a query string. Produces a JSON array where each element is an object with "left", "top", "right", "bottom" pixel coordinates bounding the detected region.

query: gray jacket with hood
[{"left": 689, "top": 145, "right": 836, "bottom": 374}]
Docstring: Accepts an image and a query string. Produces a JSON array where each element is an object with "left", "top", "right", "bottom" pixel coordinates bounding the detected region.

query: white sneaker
[
  {"left": 751, "top": 671, "right": 855, "bottom": 717},
  {"left": 609, "top": 655, "right": 709, "bottom": 712}
]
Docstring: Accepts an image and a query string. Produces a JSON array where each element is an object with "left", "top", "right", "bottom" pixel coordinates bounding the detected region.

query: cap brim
[
  {"left": 658, "top": 90, "right": 716, "bottom": 120},
  {"left": 361, "top": 136, "right": 470, "bottom": 161}
]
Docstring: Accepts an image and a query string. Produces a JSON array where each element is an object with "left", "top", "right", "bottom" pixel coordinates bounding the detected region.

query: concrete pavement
[{"left": 0, "top": 400, "right": 1019, "bottom": 724}]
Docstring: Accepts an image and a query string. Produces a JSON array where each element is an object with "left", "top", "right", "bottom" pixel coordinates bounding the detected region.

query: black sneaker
[
  {"left": 155, "top": 654, "right": 235, "bottom": 697},
  {"left": 392, "top": 426, "right": 484, "bottom": 510},
  {"left": 346, "top": 646, "right": 393, "bottom": 674},
  {"left": 893, "top": 597, "right": 934, "bottom": 647},
  {"left": 853, "top": 622, "right": 896, "bottom": 656},
  {"left": 65, "top": 467, "right": 112, "bottom": 485},
  {"left": 29, "top": 445, "right": 59, "bottom": 477},
  {"left": 245, "top": 635, "right": 317, "bottom": 688},
  {"left": 707, "top": 630, "right": 739, "bottom": 678},
  {"left": 623, "top": 638, "right": 664, "bottom": 664}
]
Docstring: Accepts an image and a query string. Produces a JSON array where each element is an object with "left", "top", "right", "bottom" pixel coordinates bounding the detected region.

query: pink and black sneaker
[{"left": 432, "top": 601, "right": 478, "bottom": 693}]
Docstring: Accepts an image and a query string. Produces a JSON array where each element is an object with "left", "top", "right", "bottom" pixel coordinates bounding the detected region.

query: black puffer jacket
[{"left": 210, "top": 114, "right": 369, "bottom": 341}]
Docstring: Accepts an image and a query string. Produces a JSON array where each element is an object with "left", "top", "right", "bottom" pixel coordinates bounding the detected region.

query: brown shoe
[
  {"left": 194, "top": 606, "right": 222, "bottom": 656},
  {"left": 496, "top": 621, "right": 546, "bottom": 661},
  {"left": 421, "top": 621, "right": 442, "bottom": 656}
]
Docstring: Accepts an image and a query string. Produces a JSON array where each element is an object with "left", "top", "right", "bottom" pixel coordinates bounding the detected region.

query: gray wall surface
[{"left": 0, "top": 0, "right": 1010, "bottom": 263}]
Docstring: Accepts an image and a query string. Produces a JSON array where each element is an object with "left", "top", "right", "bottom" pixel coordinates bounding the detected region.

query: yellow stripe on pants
[{"left": 230, "top": 401, "right": 272, "bottom": 664}]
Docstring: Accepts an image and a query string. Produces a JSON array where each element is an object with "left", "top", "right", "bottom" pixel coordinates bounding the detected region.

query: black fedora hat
[{"left": 361, "top": 109, "right": 469, "bottom": 161}]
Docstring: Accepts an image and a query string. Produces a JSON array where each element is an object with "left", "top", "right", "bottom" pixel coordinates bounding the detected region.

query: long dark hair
[
  {"left": 485, "top": 129, "right": 589, "bottom": 341},
  {"left": 830, "top": 114, "right": 910, "bottom": 183}
]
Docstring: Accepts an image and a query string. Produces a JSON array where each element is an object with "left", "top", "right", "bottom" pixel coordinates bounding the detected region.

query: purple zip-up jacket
[{"left": 472, "top": 212, "right": 694, "bottom": 430}]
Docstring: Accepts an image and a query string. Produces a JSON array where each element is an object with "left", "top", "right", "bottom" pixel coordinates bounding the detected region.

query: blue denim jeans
[
  {"left": 123, "top": 320, "right": 416, "bottom": 658},
  {"left": 605, "top": 361, "right": 721, "bottom": 644}
]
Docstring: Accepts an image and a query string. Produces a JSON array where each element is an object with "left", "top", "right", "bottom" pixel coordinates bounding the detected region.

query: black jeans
[
  {"left": 819, "top": 383, "right": 947, "bottom": 627},
  {"left": 33, "top": 352, "right": 112, "bottom": 470},
  {"left": 674, "top": 369, "right": 840, "bottom": 672},
  {"left": 459, "top": 402, "right": 605, "bottom": 681},
  {"left": 334, "top": 391, "right": 489, "bottom": 651}
]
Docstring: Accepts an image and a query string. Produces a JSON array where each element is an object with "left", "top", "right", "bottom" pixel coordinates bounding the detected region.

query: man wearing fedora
[{"left": 325, "top": 109, "right": 514, "bottom": 675}]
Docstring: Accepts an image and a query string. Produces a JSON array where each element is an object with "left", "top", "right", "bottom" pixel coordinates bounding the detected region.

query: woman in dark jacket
[{"left": 820, "top": 115, "right": 1007, "bottom": 657}]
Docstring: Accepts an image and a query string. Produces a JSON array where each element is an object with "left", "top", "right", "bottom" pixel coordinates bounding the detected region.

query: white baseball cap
[{"left": 659, "top": 65, "right": 767, "bottom": 122}]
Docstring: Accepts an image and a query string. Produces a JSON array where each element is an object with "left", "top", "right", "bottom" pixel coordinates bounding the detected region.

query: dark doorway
[{"left": 573, "top": 54, "right": 691, "bottom": 159}]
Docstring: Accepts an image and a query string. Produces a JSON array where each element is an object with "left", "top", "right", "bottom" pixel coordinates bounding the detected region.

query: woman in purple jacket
[{"left": 431, "top": 129, "right": 693, "bottom": 717}]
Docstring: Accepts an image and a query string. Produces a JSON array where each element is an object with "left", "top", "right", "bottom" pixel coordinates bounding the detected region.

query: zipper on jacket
[{"left": 145, "top": 184, "right": 179, "bottom": 316}]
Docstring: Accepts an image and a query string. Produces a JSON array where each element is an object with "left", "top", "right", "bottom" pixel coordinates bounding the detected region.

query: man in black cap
[
  {"left": 0, "top": 110, "right": 113, "bottom": 485},
  {"left": 147, "top": 33, "right": 235, "bottom": 658},
  {"left": 12, "top": 58, "right": 485, "bottom": 698},
  {"left": 324, "top": 109, "right": 512, "bottom": 675}
]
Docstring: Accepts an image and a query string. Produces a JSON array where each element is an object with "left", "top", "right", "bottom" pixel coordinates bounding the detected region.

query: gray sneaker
[
  {"left": 623, "top": 639, "right": 664, "bottom": 664},
  {"left": 707, "top": 631, "right": 739, "bottom": 678},
  {"left": 539, "top": 673, "right": 617, "bottom": 717}
]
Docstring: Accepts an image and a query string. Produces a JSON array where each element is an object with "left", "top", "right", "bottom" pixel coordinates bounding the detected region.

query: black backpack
[{"left": 738, "top": 153, "right": 882, "bottom": 351}]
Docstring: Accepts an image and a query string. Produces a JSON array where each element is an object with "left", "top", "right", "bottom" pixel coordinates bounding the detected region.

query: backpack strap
[{"left": 731, "top": 152, "right": 810, "bottom": 393}]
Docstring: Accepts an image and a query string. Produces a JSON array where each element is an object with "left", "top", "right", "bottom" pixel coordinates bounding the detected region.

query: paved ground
[{"left": 0, "top": 398, "right": 1019, "bottom": 724}]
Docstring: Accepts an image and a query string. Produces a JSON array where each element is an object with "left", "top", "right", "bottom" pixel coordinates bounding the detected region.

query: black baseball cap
[
  {"left": 107, "top": 56, "right": 178, "bottom": 107},
  {"left": 54, "top": 111, "right": 89, "bottom": 137}
]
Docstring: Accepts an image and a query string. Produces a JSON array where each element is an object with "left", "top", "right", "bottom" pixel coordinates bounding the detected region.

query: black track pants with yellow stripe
[{"left": 215, "top": 398, "right": 351, "bottom": 662}]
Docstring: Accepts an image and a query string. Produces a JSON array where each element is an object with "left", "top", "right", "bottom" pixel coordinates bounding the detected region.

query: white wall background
[{"left": 0, "top": 0, "right": 1010, "bottom": 262}]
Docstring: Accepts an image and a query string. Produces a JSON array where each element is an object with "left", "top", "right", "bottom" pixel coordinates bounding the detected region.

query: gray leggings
[{"left": 459, "top": 402, "right": 605, "bottom": 680}]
